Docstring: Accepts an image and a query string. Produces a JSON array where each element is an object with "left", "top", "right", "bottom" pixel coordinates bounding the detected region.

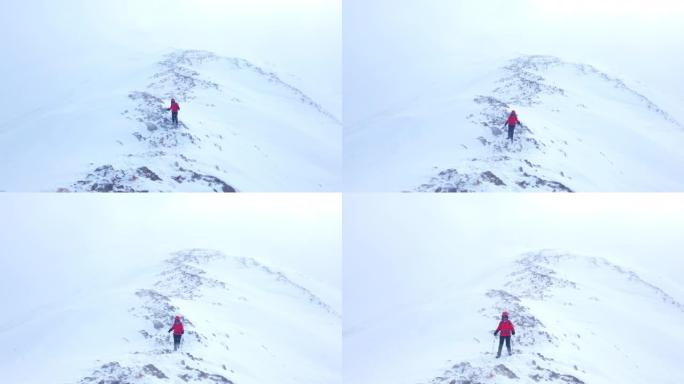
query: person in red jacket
[
  {"left": 493, "top": 311, "right": 515, "bottom": 358},
  {"left": 167, "top": 98, "right": 180, "bottom": 126},
  {"left": 168, "top": 315, "right": 184, "bottom": 351},
  {"left": 505, "top": 110, "right": 522, "bottom": 141}
]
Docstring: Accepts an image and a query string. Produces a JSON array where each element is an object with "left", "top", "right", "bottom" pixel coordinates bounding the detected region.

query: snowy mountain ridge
[
  {"left": 490, "top": 56, "right": 681, "bottom": 126},
  {"left": 3, "top": 248, "right": 341, "bottom": 384},
  {"left": 1, "top": 49, "right": 341, "bottom": 192},
  {"left": 345, "top": 55, "right": 684, "bottom": 192},
  {"left": 417, "top": 55, "right": 684, "bottom": 192},
  {"left": 421, "top": 250, "right": 684, "bottom": 384},
  {"left": 231, "top": 255, "right": 341, "bottom": 318}
]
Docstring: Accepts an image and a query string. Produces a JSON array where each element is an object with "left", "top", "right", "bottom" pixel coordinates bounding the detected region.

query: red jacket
[
  {"left": 170, "top": 101, "right": 180, "bottom": 112},
  {"left": 170, "top": 321, "right": 184, "bottom": 335},
  {"left": 496, "top": 320, "right": 515, "bottom": 337},
  {"left": 506, "top": 112, "right": 518, "bottom": 126}
]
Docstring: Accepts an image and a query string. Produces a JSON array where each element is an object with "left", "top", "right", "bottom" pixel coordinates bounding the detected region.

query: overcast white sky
[
  {"left": 0, "top": 193, "right": 341, "bottom": 315},
  {"left": 344, "top": 0, "right": 684, "bottom": 122},
  {"left": 344, "top": 193, "right": 684, "bottom": 327},
  {"left": 0, "top": 0, "right": 340, "bottom": 117}
]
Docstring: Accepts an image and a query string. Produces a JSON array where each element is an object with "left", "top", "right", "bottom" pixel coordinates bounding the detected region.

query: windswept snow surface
[
  {"left": 2, "top": 249, "right": 340, "bottom": 384},
  {"left": 0, "top": 50, "right": 340, "bottom": 192},
  {"left": 345, "top": 55, "right": 684, "bottom": 192},
  {"left": 347, "top": 251, "right": 684, "bottom": 384},
  {"left": 344, "top": 194, "right": 684, "bottom": 384},
  {"left": 343, "top": 0, "right": 684, "bottom": 192},
  {"left": 0, "top": 194, "right": 342, "bottom": 384},
  {"left": 0, "top": 0, "right": 341, "bottom": 192}
]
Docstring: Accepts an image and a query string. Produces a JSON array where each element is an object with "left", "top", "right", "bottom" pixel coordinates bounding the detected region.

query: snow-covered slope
[
  {"left": 0, "top": 0, "right": 341, "bottom": 192},
  {"left": 0, "top": 49, "right": 340, "bottom": 192},
  {"left": 344, "top": 250, "right": 684, "bottom": 384},
  {"left": 2, "top": 249, "right": 341, "bottom": 384},
  {"left": 345, "top": 55, "right": 684, "bottom": 192}
]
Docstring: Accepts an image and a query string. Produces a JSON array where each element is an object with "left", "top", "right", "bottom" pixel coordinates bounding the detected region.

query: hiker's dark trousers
[
  {"left": 498, "top": 335, "right": 511, "bottom": 356},
  {"left": 173, "top": 334, "right": 182, "bottom": 351},
  {"left": 172, "top": 111, "right": 178, "bottom": 125},
  {"left": 507, "top": 124, "right": 515, "bottom": 140}
]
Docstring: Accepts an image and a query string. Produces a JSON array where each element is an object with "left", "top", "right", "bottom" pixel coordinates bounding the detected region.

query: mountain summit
[{"left": 345, "top": 55, "right": 684, "bottom": 192}]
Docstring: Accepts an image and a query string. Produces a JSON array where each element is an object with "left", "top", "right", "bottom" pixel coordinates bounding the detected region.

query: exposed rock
[
  {"left": 142, "top": 364, "right": 168, "bottom": 379},
  {"left": 136, "top": 166, "right": 161, "bottom": 181},
  {"left": 172, "top": 168, "right": 236, "bottom": 192},
  {"left": 493, "top": 364, "right": 518, "bottom": 379}
]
